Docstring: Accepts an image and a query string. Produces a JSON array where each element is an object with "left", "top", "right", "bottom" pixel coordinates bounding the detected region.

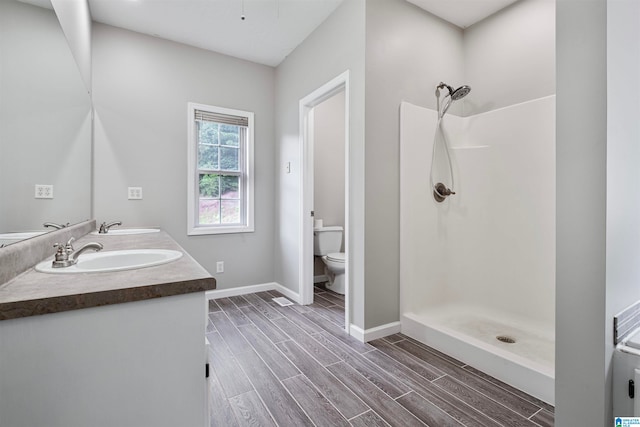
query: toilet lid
[{"left": 326, "top": 252, "right": 345, "bottom": 262}]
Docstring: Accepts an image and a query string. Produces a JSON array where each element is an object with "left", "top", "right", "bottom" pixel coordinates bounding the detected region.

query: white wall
[
  {"left": 274, "top": 0, "right": 366, "bottom": 325},
  {"left": 0, "top": 0, "right": 91, "bottom": 232},
  {"left": 92, "top": 24, "right": 276, "bottom": 289},
  {"left": 606, "top": 0, "right": 640, "bottom": 422},
  {"left": 314, "top": 90, "right": 345, "bottom": 232},
  {"left": 555, "top": 0, "right": 607, "bottom": 424}
]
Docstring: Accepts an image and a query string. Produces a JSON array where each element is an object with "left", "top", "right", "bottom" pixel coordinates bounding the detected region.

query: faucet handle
[
  {"left": 65, "top": 237, "right": 75, "bottom": 250},
  {"left": 53, "top": 243, "right": 69, "bottom": 262}
]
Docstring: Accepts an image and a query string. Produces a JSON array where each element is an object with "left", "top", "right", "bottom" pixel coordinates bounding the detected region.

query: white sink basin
[
  {"left": 90, "top": 228, "right": 160, "bottom": 236},
  {"left": 35, "top": 249, "right": 183, "bottom": 274}
]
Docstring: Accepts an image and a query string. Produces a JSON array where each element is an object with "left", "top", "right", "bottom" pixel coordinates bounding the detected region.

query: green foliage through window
[
  {"left": 197, "top": 121, "right": 240, "bottom": 171},
  {"left": 198, "top": 174, "right": 239, "bottom": 198}
]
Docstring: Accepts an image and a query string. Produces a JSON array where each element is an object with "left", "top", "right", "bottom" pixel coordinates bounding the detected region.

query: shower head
[
  {"left": 436, "top": 82, "right": 471, "bottom": 101},
  {"left": 450, "top": 85, "right": 471, "bottom": 101},
  {"left": 436, "top": 82, "right": 471, "bottom": 118}
]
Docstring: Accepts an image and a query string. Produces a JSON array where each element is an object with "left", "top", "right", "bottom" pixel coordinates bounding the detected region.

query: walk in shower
[{"left": 400, "top": 93, "right": 556, "bottom": 404}]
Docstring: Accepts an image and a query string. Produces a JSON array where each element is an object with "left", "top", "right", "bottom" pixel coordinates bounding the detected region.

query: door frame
[{"left": 298, "top": 70, "right": 350, "bottom": 333}]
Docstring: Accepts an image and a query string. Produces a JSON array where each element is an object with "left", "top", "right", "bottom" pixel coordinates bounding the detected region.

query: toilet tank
[{"left": 313, "top": 226, "right": 343, "bottom": 256}]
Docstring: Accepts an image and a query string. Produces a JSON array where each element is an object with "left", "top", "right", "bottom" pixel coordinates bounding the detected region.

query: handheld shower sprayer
[
  {"left": 436, "top": 82, "right": 471, "bottom": 118},
  {"left": 431, "top": 81, "right": 471, "bottom": 202}
]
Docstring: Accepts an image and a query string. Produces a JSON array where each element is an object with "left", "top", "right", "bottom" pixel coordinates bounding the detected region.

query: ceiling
[
  {"left": 407, "top": 0, "right": 520, "bottom": 28},
  {"left": 21, "top": 0, "right": 344, "bottom": 67},
  {"left": 22, "top": 0, "right": 521, "bottom": 67}
]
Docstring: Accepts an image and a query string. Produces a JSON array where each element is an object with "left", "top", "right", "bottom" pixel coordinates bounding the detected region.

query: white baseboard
[
  {"left": 206, "top": 283, "right": 276, "bottom": 299},
  {"left": 206, "top": 282, "right": 302, "bottom": 305},
  {"left": 349, "top": 321, "right": 401, "bottom": 343},
  {"left": 272, "top": 283, "right": 302, "bottom": 304}
]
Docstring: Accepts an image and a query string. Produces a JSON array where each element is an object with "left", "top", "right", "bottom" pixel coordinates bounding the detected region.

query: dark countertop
[{"left": 0, "top": 230, "right": 216, "bottom": 321}]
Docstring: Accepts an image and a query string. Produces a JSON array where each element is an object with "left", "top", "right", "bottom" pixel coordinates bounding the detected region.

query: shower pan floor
[
  {"left": 429, "top": 309, "right": 552, "bottom": 369},
  {"left": 402, "top": 304, "right": 555, "bottom": 404}
]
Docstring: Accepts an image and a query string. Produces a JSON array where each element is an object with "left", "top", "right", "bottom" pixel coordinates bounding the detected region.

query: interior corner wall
[
  {"left": 51, "top": 0, "right": 92, "bottom": 93},
  {"left": 606, "top": 0, "right": 640, "bottom": 422},
  {"left": 92, "top": 23, "right": 276, "bottom": 289},
  {"left": 364, "top": 0, "right": 464, "bottom": 329},
  {"left": 274, "top": 0, "right": 365, "bottom": 326},
  {"left": 555, "top": 0, "right": 607, "bottom": 424},
  {"left": 463, "top": 0, "right": 555, "bottom": 116}
]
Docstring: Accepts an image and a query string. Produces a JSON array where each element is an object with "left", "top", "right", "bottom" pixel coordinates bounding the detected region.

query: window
[{"left": 188, "top": 103, "right": 254, "bottom": 235}]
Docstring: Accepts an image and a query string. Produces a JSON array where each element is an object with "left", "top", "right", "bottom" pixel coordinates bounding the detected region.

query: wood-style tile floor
[{"left": 206, "top": 287, "right": 554, "bottom": 426}]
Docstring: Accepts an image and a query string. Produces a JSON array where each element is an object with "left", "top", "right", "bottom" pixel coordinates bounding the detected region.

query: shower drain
[{"left": 496, "top": 335, "right": 516, "bottom": 344}]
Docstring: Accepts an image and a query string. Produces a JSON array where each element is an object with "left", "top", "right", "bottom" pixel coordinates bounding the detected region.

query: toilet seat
[{"left": 326, "top": 252, "right": 345, "bottom": 263}]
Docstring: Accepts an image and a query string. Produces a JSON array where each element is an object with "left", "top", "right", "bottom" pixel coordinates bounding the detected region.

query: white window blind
[{"left": 194, "top": 110, "right": 249, "bottom": 127}]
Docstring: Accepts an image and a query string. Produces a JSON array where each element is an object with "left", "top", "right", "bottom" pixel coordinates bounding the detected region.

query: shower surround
[{"left": 400, "top": 95, "right": 555, "bottom": 404}]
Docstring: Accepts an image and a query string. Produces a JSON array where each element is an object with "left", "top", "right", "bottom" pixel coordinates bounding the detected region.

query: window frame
[{"left": 187, "top": 102, "right": 254, "bottom": 235}]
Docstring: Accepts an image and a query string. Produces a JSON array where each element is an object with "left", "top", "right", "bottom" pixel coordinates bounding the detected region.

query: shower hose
[{"left": 430, "top": 89, "right": 455, "bottom": 199}]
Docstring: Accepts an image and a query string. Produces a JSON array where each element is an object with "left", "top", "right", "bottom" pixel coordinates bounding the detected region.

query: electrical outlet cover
[{"left": 35, "top": 184, "right": 54, "bottom": 199}]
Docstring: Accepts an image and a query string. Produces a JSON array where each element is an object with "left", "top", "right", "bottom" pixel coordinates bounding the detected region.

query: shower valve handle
[
  {"left": 433, "top": 183, "right": 455, "bottom": 203},
  {"left": 436, "top": 183, "right": 455, "bottom": 196}
]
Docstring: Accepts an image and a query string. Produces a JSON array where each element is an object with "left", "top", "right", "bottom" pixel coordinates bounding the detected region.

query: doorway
[{"left": 299, "top": 71, "right": 350, "bottom": 333}]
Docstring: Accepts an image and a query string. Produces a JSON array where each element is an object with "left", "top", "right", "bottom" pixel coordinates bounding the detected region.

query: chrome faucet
[
  {"left": 43, "top": 222, "right": 69, "bottom": 230},
  {"left": 98, "top": 221, "right": 122, "bottom": 234},
  {"left": 52, "top": 237, "right": 103, "bottom": 268}
]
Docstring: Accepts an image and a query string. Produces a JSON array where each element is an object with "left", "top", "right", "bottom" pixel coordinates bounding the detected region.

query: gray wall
[
  {"left": 606, "top": 1, "right": 640, "bottom": 423},
  {"left": 464, "top": 0, "right": 555, "bottom": 116},
  {"left": 364, "top": 0, "right": 463, "bottom": 328},
  {"left": 314, "top": 90, "right": 346, "bottom": 233},
  {"left": 555, "top": 0, "right": 607, "bottom": 424},
  {"left": 92, "top": 24, "right": 276, "bottom": 289},
  {"left": 0, "top": 0, "right": 91, "bottom": 233},
  {"left": 274, "top": 0, "right": 366, "bottom": 326},
  {"left": 51, "top": 0, "right": 92, "bottom": 93}
]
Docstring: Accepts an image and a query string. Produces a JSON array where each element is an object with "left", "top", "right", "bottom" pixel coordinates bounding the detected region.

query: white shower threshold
[{"left": 401, "top": 305, "right": 555, "bottom": 405}]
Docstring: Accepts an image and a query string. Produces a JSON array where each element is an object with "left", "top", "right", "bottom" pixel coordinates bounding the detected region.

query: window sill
[{"left": 188, "top": 225, "right": 254, "bottom": 236}]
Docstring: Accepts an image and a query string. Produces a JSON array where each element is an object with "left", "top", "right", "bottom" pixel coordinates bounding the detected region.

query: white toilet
[{"left": 313, "top": 225, "right": 346, "bottom": 295}]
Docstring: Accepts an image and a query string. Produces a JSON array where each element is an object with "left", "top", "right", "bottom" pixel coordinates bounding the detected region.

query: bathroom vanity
[{"left": 0, "top": 221, "right": 216, "bottom": 427}]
